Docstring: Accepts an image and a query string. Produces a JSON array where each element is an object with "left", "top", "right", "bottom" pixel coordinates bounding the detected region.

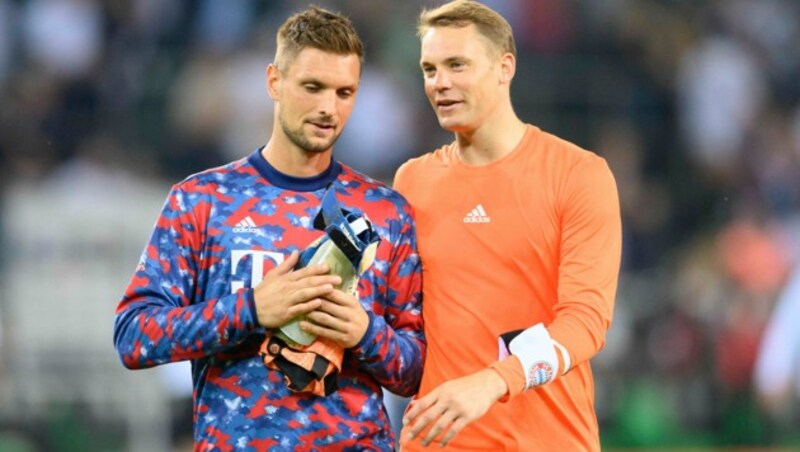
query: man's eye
[{"left": 305, "top": 85, "right": 320, "bottom": 92}]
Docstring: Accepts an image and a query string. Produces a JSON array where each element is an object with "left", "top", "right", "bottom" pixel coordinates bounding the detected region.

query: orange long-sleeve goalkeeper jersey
[{"left": 393, "top": 125, "right": 622, "bottom": 451}]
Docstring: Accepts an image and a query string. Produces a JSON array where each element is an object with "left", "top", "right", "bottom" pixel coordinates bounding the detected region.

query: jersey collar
[{"left": 248, "top": 147, "right": 342, "bottom": 192}]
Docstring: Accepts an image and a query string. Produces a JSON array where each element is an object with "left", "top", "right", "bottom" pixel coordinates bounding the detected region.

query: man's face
[
  {"left": 270, "top": 47, "right": 360, "bottom": 153},
  {"left": 420, "top": 24, "right": 502, "bottom": 133}
]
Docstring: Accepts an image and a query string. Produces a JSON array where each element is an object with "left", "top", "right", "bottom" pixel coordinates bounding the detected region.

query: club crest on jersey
[{"left": 529, "top": 361, "right": 553, "bottom": 387}]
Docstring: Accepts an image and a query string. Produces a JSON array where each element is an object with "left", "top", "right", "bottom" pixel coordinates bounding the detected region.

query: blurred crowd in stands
[{"left": 1, "top": 0, "right": 799, "bottom": 450}]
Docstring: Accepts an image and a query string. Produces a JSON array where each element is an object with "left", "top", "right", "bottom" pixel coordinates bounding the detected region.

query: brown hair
[
  {"left": 418, "top": 0, "right": 515, "bottom": 58},
  {"left": 275, "top": 6, "right": 364, "bottom": 71}
]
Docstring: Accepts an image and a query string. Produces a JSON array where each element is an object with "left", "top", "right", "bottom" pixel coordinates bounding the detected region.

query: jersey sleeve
[
  {"left": 547, "top": 156, "right": 621, "bottom": 370},
  {"left": 113, "top": 184, "right": 259, "bottom": 369},
  {"left": 391, "top": 161, "right": 413, "bottom": 196},
  {"left": 349, "top": 196, "right": 425, "bottom": 397},
  {"left": 492, "top": 156, "right": 621, "bottom": 399}
]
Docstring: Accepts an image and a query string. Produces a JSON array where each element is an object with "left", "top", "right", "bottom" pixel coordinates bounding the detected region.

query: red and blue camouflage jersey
[{"left": 113, "top": 149, "right": 424, "bottom": 451}]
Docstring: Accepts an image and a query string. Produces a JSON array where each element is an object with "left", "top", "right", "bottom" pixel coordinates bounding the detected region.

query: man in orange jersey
[{"left": 393, "top": 1, "right": 622, "bottom": 450}]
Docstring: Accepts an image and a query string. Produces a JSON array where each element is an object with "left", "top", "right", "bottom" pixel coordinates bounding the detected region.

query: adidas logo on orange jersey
[{"left": 463, "top": 204, "right": 491, "bottom": 223}]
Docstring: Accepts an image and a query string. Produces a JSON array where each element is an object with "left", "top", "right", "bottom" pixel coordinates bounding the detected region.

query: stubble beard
[{"left": 278, "top": 112, "right": 339, "bottom": 154}]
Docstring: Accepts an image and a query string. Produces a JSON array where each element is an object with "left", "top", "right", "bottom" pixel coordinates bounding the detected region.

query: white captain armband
[{"left": 497, "top": 323, "right": 570, "bottom": 390}]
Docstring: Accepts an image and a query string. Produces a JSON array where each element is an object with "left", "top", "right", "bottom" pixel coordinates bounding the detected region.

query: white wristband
[
  {"left": 498, "top": 323, "right": 560, "bottom": 389},
  {"left": 552, "top": 339, "right": 571, "bottom": 375}
]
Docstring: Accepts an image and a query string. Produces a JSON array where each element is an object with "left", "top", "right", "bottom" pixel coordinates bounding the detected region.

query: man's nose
[
  {"left": 317, "top": 91, "right": 337, "bottom": 116},
  {"left": 432, "top": 70, "right": 452, "bottom": 90}
]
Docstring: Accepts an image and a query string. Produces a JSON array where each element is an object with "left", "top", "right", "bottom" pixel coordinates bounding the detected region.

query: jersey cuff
[
  {"left": 350, "top": 310, "right": 379, "bottom": 357},
  {"left": 244, "top": 288, "right": 259, "bottom": 325},
  {"left": 489, "top": 355, "right": 526, "bottom": 402}
]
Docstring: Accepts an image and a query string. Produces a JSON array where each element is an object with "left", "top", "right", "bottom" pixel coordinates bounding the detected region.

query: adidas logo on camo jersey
[
  {"left": 233, "top": 216, "right": 260, "bottom": 233},
  {"left": 463, "top": 204, "right": 491, "bottom": 223}
]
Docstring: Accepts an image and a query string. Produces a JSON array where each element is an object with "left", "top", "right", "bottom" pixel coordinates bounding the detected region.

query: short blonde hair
[
  {"left": 418, "top": 0, "right": 515, "bottom": 57},
  {"left": 275, "top": 6, "right": 363, "bottom": 72}
]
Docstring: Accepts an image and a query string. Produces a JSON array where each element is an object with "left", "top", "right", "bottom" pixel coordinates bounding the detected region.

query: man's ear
[
  {"left": 266, "top": 64, "right": 281, "bottom": 100},
  {"left": 499, "top": 52, "right": 516, "bottom": 85}
]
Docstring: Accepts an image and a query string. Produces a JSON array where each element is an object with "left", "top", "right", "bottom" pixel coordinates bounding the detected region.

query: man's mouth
[
  {"left": 436, "top": 99, "right": 461, "bottom": 112},
  {"left": 308, "top": 121, "right": 335, "bottom": 132}
]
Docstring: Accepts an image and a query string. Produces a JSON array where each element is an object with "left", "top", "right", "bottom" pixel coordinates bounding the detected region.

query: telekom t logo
[{"left": 230, "top": 250, "right": 284, "bottom": 293}]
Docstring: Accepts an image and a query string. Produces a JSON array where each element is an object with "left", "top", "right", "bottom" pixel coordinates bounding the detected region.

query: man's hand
[
  {"left": 403, "top": 369, "right": 509, "bottom": 448},
  {"left": 253, "top": 251, "right": 341, "bottom": 328},
  {"left": 299, "top": 289, "right": 369, "bottom": 348}
]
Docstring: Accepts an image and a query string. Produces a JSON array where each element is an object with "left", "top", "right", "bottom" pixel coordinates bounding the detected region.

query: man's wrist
[{"left": 484, "top": 368, "right": 509, "bottom": 402}]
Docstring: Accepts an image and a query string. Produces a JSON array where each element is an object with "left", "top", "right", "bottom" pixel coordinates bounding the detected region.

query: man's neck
[
  {"left": 455, "top": 112, "right": 526, "bottom": 166},
  {"left": 261, "top": 136, "right": 332, "bottom": 177}
]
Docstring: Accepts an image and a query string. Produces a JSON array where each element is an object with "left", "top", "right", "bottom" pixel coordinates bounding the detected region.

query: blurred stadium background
[{"left": 1, "top": 0, "right": 800, "bottom": 450}]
